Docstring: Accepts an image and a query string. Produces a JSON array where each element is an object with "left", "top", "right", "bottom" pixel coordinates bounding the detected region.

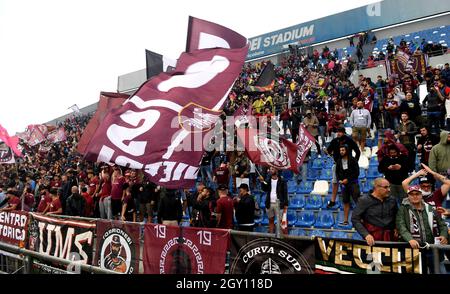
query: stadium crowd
[{"left": 0, "top": 40, "right": 450, "bottom": 263}]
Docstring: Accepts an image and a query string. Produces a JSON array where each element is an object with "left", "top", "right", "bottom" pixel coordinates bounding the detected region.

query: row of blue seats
[
  {"left": 256, "top": 209, "right": 354, "bottom": 230},
  {"left": 253, "top": 225, "right": 364, "bottom": 240}
]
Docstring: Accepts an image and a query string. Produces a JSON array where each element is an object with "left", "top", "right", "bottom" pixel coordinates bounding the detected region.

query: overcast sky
[{"left": 0, "top": 0, "right": 378, "bottom": 134}]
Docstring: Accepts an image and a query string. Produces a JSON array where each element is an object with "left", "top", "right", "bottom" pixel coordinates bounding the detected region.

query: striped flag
[{"left": 396, "top": 50, "right": 410, "bottom": 65}]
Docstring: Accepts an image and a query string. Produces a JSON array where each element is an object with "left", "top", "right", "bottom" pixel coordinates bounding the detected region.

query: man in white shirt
[
  {"left": 259, "top": 167, "right": 288, "bottom": 233},
  {"left": 350, "top": 100, "right": 371, "bottom": 151}
]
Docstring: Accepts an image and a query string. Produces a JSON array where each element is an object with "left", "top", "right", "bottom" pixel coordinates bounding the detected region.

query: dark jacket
[
  {"left": 399, "top": 99, "right": 421, "bottom": 122},
  {"left": 327, "top": 135, "right": 361, "bottom": 162},
  {"left": 261, "top": 176, "right": 288, "bottom": 209},
  {"left": 335, "top": 155, "right": 359, "bottom": 182},
  {"left": 351, "top": 194, "right": 398, "bottom": 238},
  {"left": 65, "top": 193, "right": 86, "bottom": 216},
  {"left": 157, "top": 189, "right": 182, "bottom": 224},
  {"left": 378, "top": 154, "right": 409, "bottom": 185},
  {"left": 396, "top": 198, "right": 448, "bottom": 244},
  {"left": 235, "top": 193, "right": 256, "bottom": 225},
  {"left": 290, "top": 112, "right": 302, "bottom": 130}
]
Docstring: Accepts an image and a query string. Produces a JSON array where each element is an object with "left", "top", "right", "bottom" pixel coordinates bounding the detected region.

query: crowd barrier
[{"left": 0, "top": 210, "right": 448, "bottom": 274}]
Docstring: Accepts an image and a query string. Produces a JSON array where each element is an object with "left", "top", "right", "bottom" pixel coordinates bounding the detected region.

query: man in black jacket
[
  {"left": 65, "top": 186, "right": 86, "bottom": 217},
  {"left": 157, "top": 189, "right": 182, "bottom": 226},
  {"left": 378, "top": 146, "right": 409, "bottom": 203},
  {"left": 259, "top": 167, "right": 288, "bottom": 234},
  {"left": 234, "top": 183, "right": 256, "bottom": 232},
  {"left": 290, "top": 108, "right": 302, "bottom": 143},
  {"left": 335, "top": 145, "right": 360, "bottom": 226},
  {"left": 352, "top": 178, "right": 398, "bottom": 246},
  {"left": 326, "top": 127, "right": 360, "bottom": 208}
]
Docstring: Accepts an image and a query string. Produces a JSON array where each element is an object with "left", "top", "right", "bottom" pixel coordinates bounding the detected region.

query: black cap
[
  {"left": 238, "top": 183, "right": 249, "bottom": 191},
  {"left": 336, "top": 127, "right": 345, "bottom": 133},
  {"left": 6, "top": 190, "right": 18, "bottom": 197}
]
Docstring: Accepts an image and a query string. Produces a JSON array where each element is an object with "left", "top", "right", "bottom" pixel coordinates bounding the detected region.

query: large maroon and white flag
[
  {"left": 0, "top": 142, "right": 15, "bottom": 164},
  {"left": 77, "top": 92, "right": 130, "bottom": 154},
  {"left": 26, "top": 124, "right": 48, "bottom": 146},
  {"left": 84, "top": 17, "right": 248, "bottom": 188},
  {"left": 237, "top": 127, "right": 314, "bottom": 173}
]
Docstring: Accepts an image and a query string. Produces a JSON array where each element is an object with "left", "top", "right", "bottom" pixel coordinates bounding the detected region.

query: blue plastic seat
[
  {"left": 259, "top": 195, "right": 266, "bottom": 209},
  {"left": 358, "top": 168, "right": 367, "bottom": 179},
  {"left": 363, "top": 179, "right": 375, "bottom": 194},
  {"left": 307, "top": 169, "right": 320, "bottom": 181},
  {"left": 283, "top": 170, "right": 294, "bottom": 180},
  {"left": 369, "top": 156, "right": 378, "bottom": 166},
  {"left": 254, "top": 226, "right": 268, "bottom": 233},
  {"left": 305, "top": 195, "right": 323, "bottom": 209},
  {"left": 367, "top": 167, "right": 382, "bottom": 179},
  {"left": 312, "top": 158, "right": 325, "bottom": 169},
  {"left": 290, "top": 228, "right": 309, "bottom": 237},
  {"left": 319, "top": 169, "right": 333, "bottom": 180},
  {"left": 329, "top": 231, "right": 349, "bottom": 239},
  {"left": 295, "top": 210, "right": 315, "bottom": 227},
  {"left": 314, "top": 210, "right": 335, "bottom": 229},
  {"left": 290, "top": 194, "right": 305, "bottom": 209},
  {"left": 287, "top": 210, "right": 297, "bottom": 226},
  {"left": 310, "top": 229, "right": 327, "bottom": 238},
  {"left": 298, "top": 181, "right": 313, "bottom": 194}
]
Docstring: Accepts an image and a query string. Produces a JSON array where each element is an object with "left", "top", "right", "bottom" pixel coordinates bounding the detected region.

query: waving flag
[
  {"left": 0, "top": 124, "right": 22, "bottom": 157},
  {"left": 296, "top": 125, "right": 316, "bottom": 168},
  {"left": 26, "top": 124, "right": 48, "bottom": 146},
  {"left": 47, "top": 128, "right": 67, "bottom": 143},
  {"left": 77, "top": 92, "right": 129, "bottom": 154},
  {"left": 245, "top": 61, "right": 276, "bottom": 92},
  {"left": 146, "top": 49, "right": 177, "bottom": 80},
  {"left": 84, "top": 17, "right": 248, "bottom": 188},
  {"left": 0, "top": 142, "right": 15, "bottom": 164},
  {"left": 237, "top": 128, "right": 304, "bottom": 173}
]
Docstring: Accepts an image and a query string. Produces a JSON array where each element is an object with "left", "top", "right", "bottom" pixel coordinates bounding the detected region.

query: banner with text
[
  {"left": 229, "top": 233, "right": 315, "bottom": 274},
  {"left": 95, "top": 220, "right": 140, "bottom": 274},
  {"left": 143, "top": 224, "right": 229, "bottom": 274},
  {"left": 0, "top": 211, "right": 28, "bottom": 246},
  {"left": 315, "top": 237, "right": 424, "bottom": 274},
  {"left": 27, "top": 213, "right": 96, "bottom": 266}
]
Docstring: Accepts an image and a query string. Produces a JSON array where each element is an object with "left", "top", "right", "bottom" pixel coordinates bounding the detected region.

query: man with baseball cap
[
  {"left": 234, "top": 183, "right": 256, "bottom": 232},
  {"left": 402, "top": 163, "right": 450, "bottom": 210},
  {"left": 396, "top": 184, "right": 448, "bottom": 272}
]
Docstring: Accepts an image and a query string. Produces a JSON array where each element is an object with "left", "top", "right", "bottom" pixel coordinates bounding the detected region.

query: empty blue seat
[
  {"left": 282, "top": 170, "right": 294, "bottom": 180},
  {"left": 319, "top": 169, "right": 333, "bottom": 180},
  {"left": 310, "top": 229, "right": 327, "bottom": 238},
  {"left": 295, "top": 210, "right": 315, "bottom": 227},
  {"left": 312, "top": 158, "right": 325, "bottom": 169},
  {"left": 290, "top": 228, "right": 309, "bottom": 237},
  {"left": 259, "top": 195, "right": 266, "bottom": 209},
  {"left": 367, "top": 167, "right": 382, "bottom": 179},
  {"left": 307, "top": 169, "right": 320, "bottom": 180},
  {"left": 369, "top": 157, "right": 378, "bottom": 166},
  {"left": 254, "top": 226, "right": 268, "bottom": 233},
  {"left": 305, "top": 195, "right": 323, "bottom": 209},
  {"left": 298, "top": 181, "right": 313, "bottom": 193},
  {"left": 363, "top": 179, "right": 375, "bottom": 194},
  {"left": 358, "top": 168, "right": 367, "bottom": 179},
  {"left": 314, "top": 211, "right": 335, "bottom": 229},
  {"left": 290, "top": 194, "right": 305, "bottom": 209},
  {"left": 288, "top": 184, "right": 297, "bottom": 194},
  {"left": 287, "top": 210, "right": 297, "bottom": 226},
  {"left": 329, "top": 231, "right": 349, "bottom": 239}
]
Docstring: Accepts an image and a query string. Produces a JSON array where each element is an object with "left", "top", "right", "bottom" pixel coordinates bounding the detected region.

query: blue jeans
[{"left": 200, "top": 165, "right": 213, "bottom": 186}]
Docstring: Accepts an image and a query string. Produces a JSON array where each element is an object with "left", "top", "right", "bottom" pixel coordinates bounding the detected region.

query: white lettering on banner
[
  {"left": 54, "top": 226, "right": 74, "bottom": 260},
  {"left": 157, "top": 55, "right": 230, "bottom": 92},
  {"left": 261, "top": 25, "right": 315, "bottom": 49},
  {"left": 0, "top": 224, "right": 25, "bottom": 240},
  {"left": 0, "top": 212, "right": 27, "bottom": 226},
  {"left": 107, "top": 109, "right": 160, "bottom": 157},
  {"left": 37, "top": 222, "right": 92, "bottom": 264}
]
